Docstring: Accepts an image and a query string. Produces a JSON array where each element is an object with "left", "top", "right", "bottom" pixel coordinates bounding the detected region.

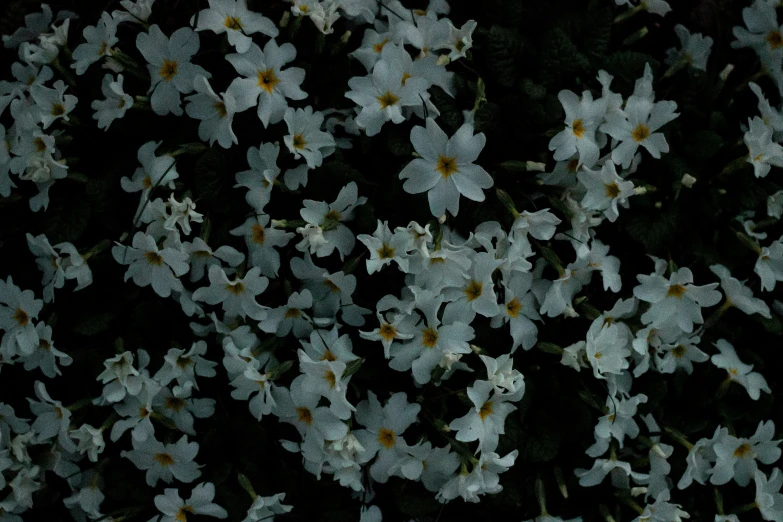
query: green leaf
[
  {"left": 539, "top": 27, "right": 590, "bottom": 85},
  {"left": 682, "top": 131, "right": 723, "bottom": 161},
  {"left": 486, "top": 25, "right": 523, "bottom": 87},
  {"left": 71, "top": 311, "right": 115, "bottom": 336},
  {"left": 474, "top": 102, "right": 501, "bottom": 134}
]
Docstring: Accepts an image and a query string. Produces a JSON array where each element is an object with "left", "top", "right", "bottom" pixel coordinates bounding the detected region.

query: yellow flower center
[
  {"left": 422, "top": 327, "right": 438, "bottom": 348},
  {"left": 401, "top": 72, "right": 412, "bottom": 85},
  {"left": 672, "top": 345, "right": 686, "bottom": 359},
  {"left": 632, "top": 123, "right": 650, "bottom": 142},
  {"left": 33, "top": 137, "right": 47, "bottom": 153},
  {"left": 285, "top": 308, "right": 301, "bottom": 318},
  {"left": 479, "top": 401, "right": 493, "bottom": 421},
  {"left": 14, "top": 308, "right": 29, "bottom": 326},
  {"left": 436, "top": 156, "right": 458, "bottom": 178},
  {"left": 373, "top": 39, "right": 389, "bottom": 53},
  {"left": 175, "top": 506, "right": 194, "bottom": 522},
  {"left": 153, "top": 453, "right": 175, "bottom": 466},
  {"left": 379, "top": 323, "right": 397, "bottom": 342},
  {"left": 225, "top": 282, "right": 245, "bottom": 295},
  {"left": 506, "top": 298, "right": 521, "bottom": 318},
  {"left": 463, "top": 280, "right": 483, "bottom": 301},
  {"left": 377, "top": 91, "right": 400, "bottom": 109},
  {"left": 251, "top": 224, "right": 265, "bottom": 244},
  {"left": 159, "top": 60, "right": 178, "bottom": 81},
  {"left": 213, "top": 101, "right": 227, "bottom": 118},
  {"left": 144, "top": 252, "right": 163, "bottom": 266},
  {"left": 51, "top": 103, "right": 65, "bottom": 116},
  {"left": 257, "top": 69, "right": 280, "bottom": 93},
  {"left": 165, "top": 396, "right": 187, "bottom": 412},
  {"left": 768, "top": 30, "right": 783, "bottom": 49},
  {"left": 321, "top": 350, "right": 337, "bottom": 362},
  {"left": 377, "top": 243, "right": 395, "bottom": 259},
  {"left": 292, "top": 133, "right": 307, "bottom": 150},
  {"left": 324, "top": 370, "right": 336, "bottom": 388},
  {"left": 572, "top": 119, "right": 585, "bottom": 138},
  {"left": 605, "top": 182, "right": 621, "bottom": 199},
  {"left": 734, "top": 443, "right": 752, "bottom": 458},
  {"left": 224, "top": 16, "right": 243, "bottom": 30},
  {"left": 297, "top": 407, "right": 313, "bottom": 425},
  {"left": 666, "top": 284, "right": 687, "bottom": 298},
  {"left": 378, "top": 428, "right": 397, "bottom": 448}
]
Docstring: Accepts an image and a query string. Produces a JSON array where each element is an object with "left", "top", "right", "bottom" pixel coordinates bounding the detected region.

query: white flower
[
  {"left": 549, "top": 89, "right": 608, "bottom": 169},
  {"left": 666, "top": 24, "right": 713, "bottom": 72},
  {"left": 283, "top": 106, "right": 336, "bottom": 168},
  {"left": 711, "top": 339, "right": 771, "bottom": 400},
  {"left": 756, "top": 238, "right": 783, "bottom": 291},
  {"left": 27, "top": 381, "right": 76, "bottom": 452},
  {"left": 154, "top": 482, "right": 227, "bottom": 522},
  {"left": 577, "top": 161, "right": 635, "bottom": 222},
  {"left": 491, "top": 272, "right": 540, "bottom": 352},
  {"left": 29, "top": 80, "right": 77, "bottom": 129},
  {"left": 710, "top": 263, "right": 771, "bottom": 318},
  {"left": 678, "top": 427, "right": 723, "bottom": 489},
  {"left": 576, "top": 457, "right": 649, "bottom": 489},
  {"left": 165, "top": 194, "right": 204, "bottom": 235},
  {"left": 449, "top": 380, "right": 517, "bottom": 454},
  {"left": 193, "top": 265, "right": 268, "bottom": 320},
  {"left": 122, "top": 434, "right": 201, "bottom": 487},
  {"left": 633, "top": 266, "right": 722, "bottom": 333},
  {"left": 345, "top": 45, "right": 429, "bottom": 136},
  {"left": 710, "top": 420, "right": 781, "bottom": 487},
  {"left": 272, "top": 374, "right": 347, "bottom": 444},
  {"left": 745, "top": 116, "right": 783, "bottom": 178},
  {"left": 111, "top": 232, "right": 190, "bottom": 298},
  {"left": 136, "top": 25, "right": 210, "bottom": 116},
  {"left": 399, "top": 117, "right": 493, "bottom": 217},
  {"left": 226, "top": 40, "right": 307, "bottom": 127},
  {"left": 91, "top": 73, "right": 134, "bottom": 130},
  {"left": 193, "top": 0, "right": 277, "bottom": 52},
  {"left": 632, "top": 489, "right": 689, "bottom": 522},
  {"left": 0, "top": 276, "right": 43, "bottom": 357},
  {"left": 298, "top": 181, "right": 367, "bottom": 260},
  {"left": 297, "top": 350, "right": 355, "bottom": 420},
  {"left": 71, "top": 12, "right": 118, "bottom": 75},
  {"left": 96, "top": 351, "right": 144, "bottom": 403},
  {"left": 154, "top": 341, "right": 218, "bottom": 388},
  {"left": 585, "top": 319, "right": 632, "bottom": 379},
  {"left": 112, "top": 0, "right": 156, "bottom": 24},
  {"left": 22, "top": 322, "right": 72, "bottom": 378},
  {"left": 354, "top": 391, "right": 421, "bottom": 483},
  {"left": 70, "top": 424, "right": 105, "bottom": 462},
  {"left": 756, "top": 468, "right": 783, "bottom": 522},
  {"left": 230, "top": 214, "right": 293, "bottom": 277},
  {"left": 357, "top": 220, "right": 410, "bottom": 274},
  {"left": 184, "top": 75, "right": 238, "bottom": 148},
  {"left": 242, "top": 493, "right": 292, "bottom": 522},
  {"left": 435, "top": 20, "right": 477, "bottom": 61},
  {"left": 182, "top": 237, "right": 244, "bottom": 283},
  {"left": 600, "top": 64, "right": 678, "bottom": 168}
]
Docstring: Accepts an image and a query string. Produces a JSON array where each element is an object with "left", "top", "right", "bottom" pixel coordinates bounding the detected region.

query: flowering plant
[{"left": 0, "top": 0, "right": 782, "bottom": 521}]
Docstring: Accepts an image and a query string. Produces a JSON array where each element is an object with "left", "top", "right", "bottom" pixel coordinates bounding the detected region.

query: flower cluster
[{"left": 0, "top": 0, "right": 782, "bottom": 521}]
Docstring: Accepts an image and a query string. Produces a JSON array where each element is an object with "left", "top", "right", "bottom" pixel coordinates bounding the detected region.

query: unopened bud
[
  {"left": 438, "top": 213, "right": 447, "bottom": 224},
  {"left": 631, "top": 486, "right": 648, "bottom": 497},
  {"left": 719, "top": 64, "right": 735, "bottom": 82},
  {"left": 651, "top": 443, "right": 668, "bottom": 459},
  {"left": 654, "top": 201, "right": 663, "bottom": 209},
  {"left": 634, "top": 186, "right": 648, "bottom": 196},
  {"left": 340, "top": 30, "right": 352, "bottom": 43},
  {"left": 681, "top": 173, "right": 697, "bottom": 188},
  {"left": 436, "top": 54, "right": 450, "bottom": 66},
  {"left": 279, "top": 11, "right": 290, "bottom": 27}
]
